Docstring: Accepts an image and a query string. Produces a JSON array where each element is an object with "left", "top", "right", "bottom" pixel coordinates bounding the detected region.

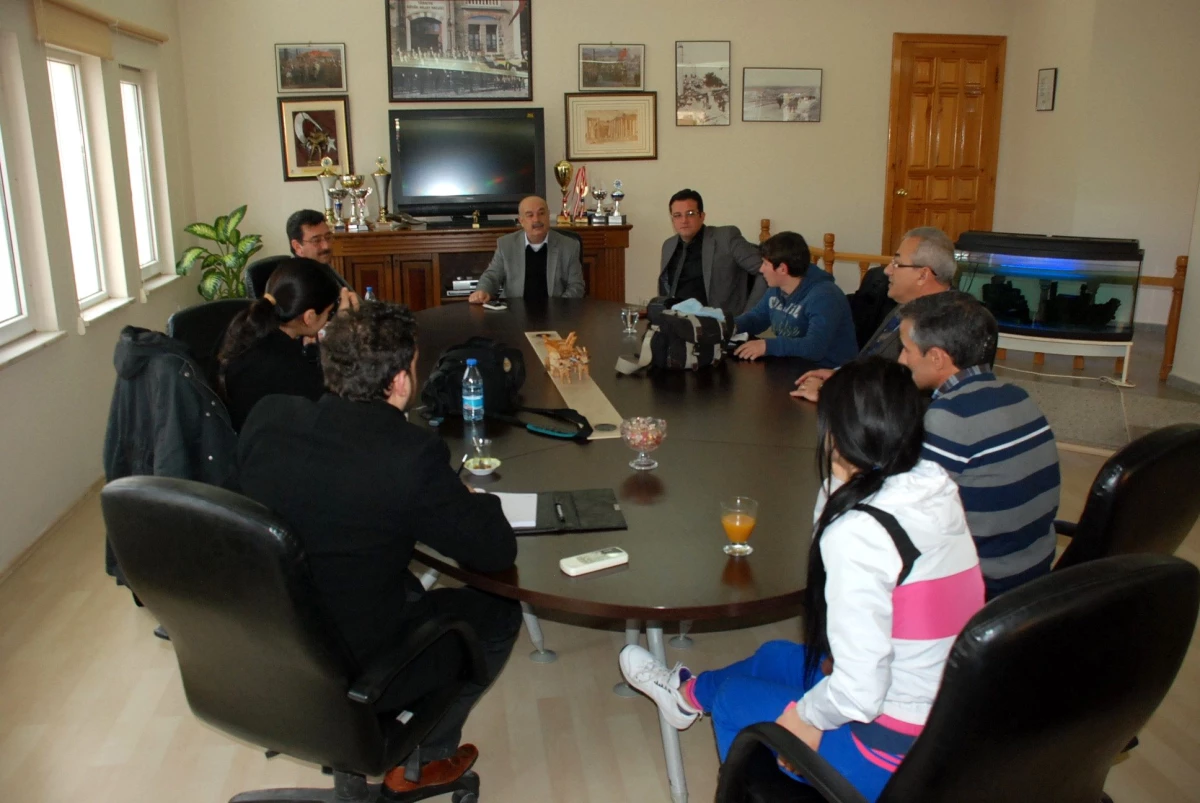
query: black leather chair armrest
[
  {"left": 1054, "top": 519, "right": 1077, "bottom": 537},
  {"left": 347, "top": 615, "right": 486, "bottom": 705},
  {"left": 717, "top": 723, "right": 869, "bottom": 803}
]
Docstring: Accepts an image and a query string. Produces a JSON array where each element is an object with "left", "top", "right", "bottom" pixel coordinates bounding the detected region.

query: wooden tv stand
[{"left": 329, "top": 224, "right": 632, "bottom": 310}]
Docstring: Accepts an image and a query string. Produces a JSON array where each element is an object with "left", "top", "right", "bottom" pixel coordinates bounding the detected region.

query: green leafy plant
[{"left": 175, "top": 205, "right": 264, "bottom": 300}]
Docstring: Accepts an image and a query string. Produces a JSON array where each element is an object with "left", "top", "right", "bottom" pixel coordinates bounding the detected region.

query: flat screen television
[{"left": 388, "top": 107, "right": 545, "bottom": 221}]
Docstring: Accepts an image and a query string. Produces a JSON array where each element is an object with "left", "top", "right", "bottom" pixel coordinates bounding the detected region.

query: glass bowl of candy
[{"left": 620, "top": 417, "right": 667, "bottom": 471}]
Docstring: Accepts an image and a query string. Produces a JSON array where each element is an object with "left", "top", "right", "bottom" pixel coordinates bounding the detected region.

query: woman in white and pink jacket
[{"left": 620, "top": 357, "right": 985, "bottom": 802}]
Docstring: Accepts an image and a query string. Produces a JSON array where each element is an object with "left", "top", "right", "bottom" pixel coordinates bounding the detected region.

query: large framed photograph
[
  {"left": 385, "top": 0, "right": 532, "bottom": 102},
  {"left": 275, "top": 43, "right": 347, "bottom": 94},
  {"left": 277, "top": 96, "right": 353, "bottom": 182},
  {"left": 742, "top": 68, "right": 822, "bottom": 122},
  {"left": 578, "top": 43, "right": 644, "bottom": 91},
  {"left": 565, "top": 92, "right": 657, "bottom": 161},
  {"left": 675, "top": 40, "right": 730, "bottom": 126}
]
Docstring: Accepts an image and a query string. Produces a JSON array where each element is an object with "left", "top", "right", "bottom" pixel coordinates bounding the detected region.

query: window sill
[
  {"left": 80, "top": 296, "right": 135, "bottom": 326},
  {"left": 141, "top": 272, "right": 185, "bottom": 299},
  {"left": 0, "top": 330, "right": 68, "bottom": 371}
]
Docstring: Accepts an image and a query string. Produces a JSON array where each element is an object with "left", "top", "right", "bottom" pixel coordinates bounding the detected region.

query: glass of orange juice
[{"left": 721, "top": 496, "right": 758, "bottom": 556}]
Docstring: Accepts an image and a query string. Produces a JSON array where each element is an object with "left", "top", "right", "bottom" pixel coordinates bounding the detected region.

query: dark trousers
[{"left": 378, "top": 587, "right": 521, "bottom": 761}]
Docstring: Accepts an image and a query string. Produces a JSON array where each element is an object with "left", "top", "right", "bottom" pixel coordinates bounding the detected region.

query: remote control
[{"left": 560, "top": 546, "right": 629, "bottom": 577}]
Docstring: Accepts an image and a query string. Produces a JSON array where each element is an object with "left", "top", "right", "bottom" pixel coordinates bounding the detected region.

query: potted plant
[{"left": 175, "top": 205, "right": 264, "bottom": 299}]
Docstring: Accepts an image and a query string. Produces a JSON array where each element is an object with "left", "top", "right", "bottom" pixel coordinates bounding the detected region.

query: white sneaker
[{"left": 619, "top": 645, "right": 700, "bottom": 729}]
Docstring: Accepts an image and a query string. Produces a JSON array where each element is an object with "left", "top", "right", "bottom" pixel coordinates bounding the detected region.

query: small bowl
[{"left": 465, "top": 457, "right": 501, "bottom": 476}]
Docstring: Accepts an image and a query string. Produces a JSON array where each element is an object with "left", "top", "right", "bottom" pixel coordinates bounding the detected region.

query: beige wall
[
  {"left": 994, "top": 0, "right": 1200, "bottom": 324},
  {"left": 1170, "top": 177, "right": 1200, "bottom": 385},
  {"left": 0, "top": 0, "right": 200, "bottom": 572},
  {"left": 178, "top": 0, "right": 1016, "bottom": 300}
]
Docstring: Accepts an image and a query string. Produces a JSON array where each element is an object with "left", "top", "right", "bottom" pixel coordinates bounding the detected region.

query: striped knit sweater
[{"left": 921, "top": 369, "right": 1060, "bottom": 599}]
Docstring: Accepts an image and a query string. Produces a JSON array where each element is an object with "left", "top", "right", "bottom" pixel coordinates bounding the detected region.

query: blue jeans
[{"left": 692, "top": 640, "right": 910, "bottom": 803}]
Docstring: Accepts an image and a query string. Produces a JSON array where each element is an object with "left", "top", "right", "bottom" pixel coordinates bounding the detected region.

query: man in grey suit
[
  {"left": 657, "top": 189, "right": 765, "bottom": 317},
  {"left": 469, "top": 196, "right": 585, "bottom": 303}
]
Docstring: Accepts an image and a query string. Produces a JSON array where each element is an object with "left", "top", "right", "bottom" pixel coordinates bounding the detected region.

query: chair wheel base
[
  {"left": 384, "top": 770, "right": 481, "bottom": 803},
  {"left": 668, "top": 635, "right": 694, "bottom": 649}
]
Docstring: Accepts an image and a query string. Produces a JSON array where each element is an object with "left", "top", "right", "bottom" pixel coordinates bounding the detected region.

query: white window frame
[
  {"left": 46, "top": 49, "right": 107, "bottom": 310},
  {"left": 118, "top": 67, "right": 159, "bottom": 279},
  {"left": 0, "top": 119, "right": 32, "bottom": 346}
]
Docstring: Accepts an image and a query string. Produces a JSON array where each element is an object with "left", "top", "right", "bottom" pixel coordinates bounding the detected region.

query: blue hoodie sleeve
[
  {"left": 764, "top": 283, "right": 845, "bottom": 361},
  {"left": 734, "top": 290, "right": 773, "bottom": 336}
]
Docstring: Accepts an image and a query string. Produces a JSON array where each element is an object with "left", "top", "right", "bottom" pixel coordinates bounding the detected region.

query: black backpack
[
  {"left": 420, "top": 337, "right": 592, "bottom": 441},
  {"left": 421, "top": 337, "right": 526, "bottom": 418}
]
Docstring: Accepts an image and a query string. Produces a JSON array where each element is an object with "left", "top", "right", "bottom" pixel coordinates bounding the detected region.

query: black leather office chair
[
  {"left": 166, "top": 299, "right": 251, "bottom": 390},
  {"left": 243, "top": 255, "right": 294, "bottom": 300},
  {"left": 245, "top": 255, "right": 352, "bottom": 301},
  {"left": 1054, "top": 423, "right": 1200, "bottom": 571},
  {"left": 556, "top": 227, "right": 586, "bottom": 295},
  {"left": 714, "top": 554, "right": 1200, "bottom": 803},
  {"left": 101, "top": 476, "right": 487, "bottom": 803}
]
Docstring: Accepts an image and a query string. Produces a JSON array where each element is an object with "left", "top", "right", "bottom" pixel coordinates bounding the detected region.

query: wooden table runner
[{"left": 524, "top": 331, "right": 623, "bottom": 440}]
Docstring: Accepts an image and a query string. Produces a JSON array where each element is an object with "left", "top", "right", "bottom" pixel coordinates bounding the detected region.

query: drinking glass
[
  {"left": 620, "top": 306, "right": 640, "bottom": 335},
  {"left": 721, "top": 496, "right": 758, "bottom": 556},
  {"left": 620, "top": 417, "right": 666, "bottom": 471}
]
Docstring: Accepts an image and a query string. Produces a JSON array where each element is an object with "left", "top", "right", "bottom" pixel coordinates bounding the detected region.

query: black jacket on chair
[{"left": 103, "top": 326, "right": 238, "bottom": 580}]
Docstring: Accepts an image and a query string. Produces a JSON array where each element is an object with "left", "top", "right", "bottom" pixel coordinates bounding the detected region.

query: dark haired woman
[
  {"left": 618, "top": 357, "right": 984, "bottom": 801},
  {"left": 219, "top": 257, "right": 357, "bottom": 430}
]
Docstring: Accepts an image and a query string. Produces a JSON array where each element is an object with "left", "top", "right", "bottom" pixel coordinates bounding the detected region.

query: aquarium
[{"left": 954, "top": 231, "right": 1143, "bottom": 342}]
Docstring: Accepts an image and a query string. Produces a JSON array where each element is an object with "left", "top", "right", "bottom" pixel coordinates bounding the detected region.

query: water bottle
[
  {"left": 363, "top": 286, "right": 377, "bottom": 302},
  {"left": 462, "top": 358, "right": 484, "bottom": 421}
]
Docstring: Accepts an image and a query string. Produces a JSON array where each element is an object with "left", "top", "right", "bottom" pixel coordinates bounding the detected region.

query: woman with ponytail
[
  {"left": 219, "top": 257, "right": 356, "bottom": 430},
  {"left": 619, "top": 357, "right": 984, "bottom": 801}
]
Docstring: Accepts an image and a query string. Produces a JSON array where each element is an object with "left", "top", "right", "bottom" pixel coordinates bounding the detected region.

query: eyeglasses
[
  {"left": 304, "top": 234, "right": 334, "bottom": 245},
  {"left": 671, "top": 210, "right": 701, "bottom": 220},
  {"left": 889, "top": 257, "right": 926, "bottom": 270}
]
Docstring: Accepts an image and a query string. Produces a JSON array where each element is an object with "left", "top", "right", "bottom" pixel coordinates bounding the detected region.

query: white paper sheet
[{"left": 492, "top": 492, "right": 538, "bottom": 529}]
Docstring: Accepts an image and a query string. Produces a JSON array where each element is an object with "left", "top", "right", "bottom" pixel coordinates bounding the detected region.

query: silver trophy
[
  {"left": 317, "top": 157, "right": 339, "bottom": 226},
  {"left": 608, "top": 179, "right": 627, "bottom": 225},
  {"left": 371, "top": 157, "right": 391, "bottom": 227},
  {"left": 590, "top": 181, "right": 608, "bottom": 226},
  {"left": 338, "top": 175, "right": 371, "bottom": 232},
  {"left": 328, "top": 187, "right": 350, "bottom": 229}
]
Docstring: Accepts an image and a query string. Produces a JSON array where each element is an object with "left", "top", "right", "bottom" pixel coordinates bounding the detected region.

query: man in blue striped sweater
[{"left": 898, "top": 291, "right": 1060, "bottom": 599}]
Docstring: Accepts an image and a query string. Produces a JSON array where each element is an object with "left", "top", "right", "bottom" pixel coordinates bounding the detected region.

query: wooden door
[{"left": 882, "top": 34, "right": 1006, "bottom": 253}]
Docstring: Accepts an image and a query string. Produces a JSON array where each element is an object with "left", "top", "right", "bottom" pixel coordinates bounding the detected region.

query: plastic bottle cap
[{"left": 466, "top": 358, "right": 477, "bottom": 366}]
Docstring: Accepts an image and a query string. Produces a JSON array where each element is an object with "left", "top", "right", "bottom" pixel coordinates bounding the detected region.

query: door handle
[{"left": 895, "top": 188, "right": 909, "bottom": 197}]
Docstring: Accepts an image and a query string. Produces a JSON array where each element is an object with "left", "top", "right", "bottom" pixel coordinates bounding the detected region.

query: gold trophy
[
  {"left": 554, "top": 159, "right": 573, "bottom": 225},
  {"left": 317, "top": 157, "right": 339, "bottom": 226},
  {"left": 371, "top": 157, "right": 391, "bottom": 226}
]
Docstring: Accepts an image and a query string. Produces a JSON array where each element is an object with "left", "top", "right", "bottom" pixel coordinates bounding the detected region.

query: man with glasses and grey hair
[
  {"left": 897, "top": 291, "right": 1060, "bottom": 599},
  {"left": 791, "top": 226, "right": 955, "bottom": 401},
  {"left": 657, "top": 188, "right": 765, "bottom": 317}
]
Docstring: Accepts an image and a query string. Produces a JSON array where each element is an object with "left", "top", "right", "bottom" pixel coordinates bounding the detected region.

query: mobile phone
[
  {"left": 482, "top": 302, "right": 508, "bottom": 311},
  {"left": 560, "top": 546, "right": 629, "bottom": 576}
]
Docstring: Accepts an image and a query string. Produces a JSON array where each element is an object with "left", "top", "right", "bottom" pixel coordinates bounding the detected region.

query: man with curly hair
[{"left": 237, "top": 301, "right": 520, "bottom": 795}]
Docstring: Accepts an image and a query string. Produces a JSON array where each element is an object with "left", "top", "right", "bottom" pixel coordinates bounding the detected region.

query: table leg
[
  {"left": 669, "top": 620, "right": 694, "bottom": 649},
  {"left": 647, "top": 623, "right": 688, "bottom": 803},
  {"left": 613, "top": 619, "right": 641, "bottom": 696},
  {"left": 521, "top": 602, "right": 557, "bottom": 663}
]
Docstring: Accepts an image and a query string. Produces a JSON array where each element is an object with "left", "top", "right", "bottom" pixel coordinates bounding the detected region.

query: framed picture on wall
[
  {"left": 742, "top": 68, "right": 822, "bottom": 122},
  {"left": 277, "top": 96, "right": 353, "bottom": 181},
  {"left": 385, "top": 0, "right": 532, "bottom": 102},
  {"left": 275, "top": 43, "right": 348, "bottom": 94},
  {"left": 675, "top": 40, "right": 730, "bottom": 126},
  {"left": 1036, "top": 67, "right": 1057, "bottom": 111},
  {"left": 565, "top": 92, "right": 657, "bottom": 161},
  {"left": 578, "top": 44, "right": 644, "bottom": 91}
]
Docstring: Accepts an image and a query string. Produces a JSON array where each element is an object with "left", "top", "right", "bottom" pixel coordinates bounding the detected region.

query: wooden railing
[{"left": 757, "top": 221, "right": 1189, "bottom": 383}]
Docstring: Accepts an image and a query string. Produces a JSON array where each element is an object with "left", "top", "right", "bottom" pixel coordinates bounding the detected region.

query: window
[
  {"left": 0, "top": 123, "right": 31, "bottom": 345},
  {"left": 47, "top": 53, "right": 105, "bottom": 308},
  {"left": 119, "top": 69, "right": 158, "bottom": 277}
]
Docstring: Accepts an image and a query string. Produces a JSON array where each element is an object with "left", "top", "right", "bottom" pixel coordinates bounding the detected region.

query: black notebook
[{"left": 515, "top": 488, "right": 627, "bottom": 535}]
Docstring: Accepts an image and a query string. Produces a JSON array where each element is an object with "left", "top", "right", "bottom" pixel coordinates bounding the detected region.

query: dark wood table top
[{"left": 412, "top": 298, "right": 821, "bottom": 621}]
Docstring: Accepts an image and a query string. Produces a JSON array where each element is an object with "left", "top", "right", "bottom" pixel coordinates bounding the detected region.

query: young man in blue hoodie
[{"left": 732, "top": 231, "right": 858, "bottom": 368}]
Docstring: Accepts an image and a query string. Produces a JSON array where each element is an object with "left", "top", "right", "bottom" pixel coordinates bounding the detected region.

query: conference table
[{"left": 411, "top": 298, "right": 822, "bottom": 803}]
